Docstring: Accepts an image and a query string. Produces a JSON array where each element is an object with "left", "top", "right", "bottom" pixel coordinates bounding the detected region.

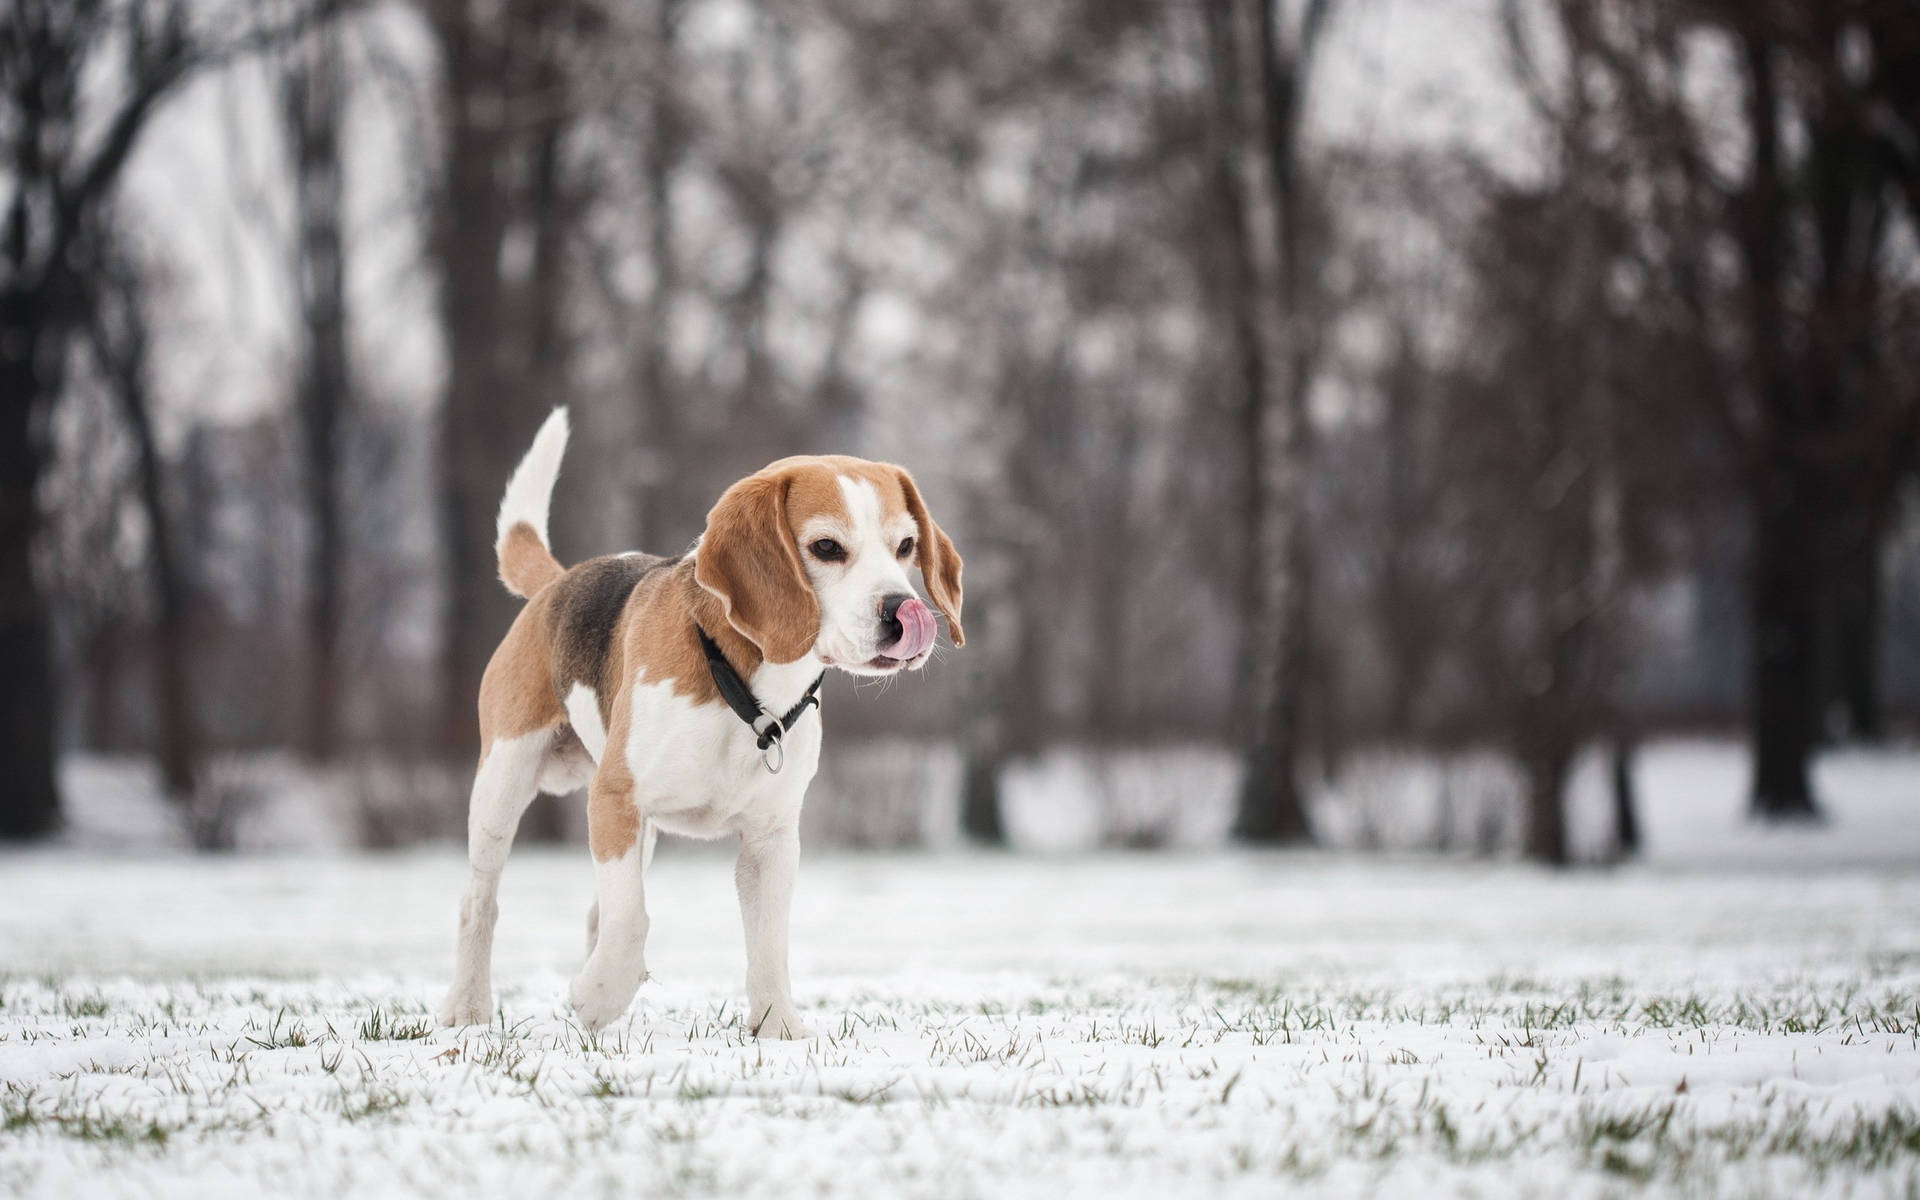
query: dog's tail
[{"left": 495, "top": 408, "right": 570, "bottom": 599}]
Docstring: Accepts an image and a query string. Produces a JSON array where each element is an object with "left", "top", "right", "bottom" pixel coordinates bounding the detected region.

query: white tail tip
[{"left": 495, "top": 407, "right": 571, "bottom": 557}]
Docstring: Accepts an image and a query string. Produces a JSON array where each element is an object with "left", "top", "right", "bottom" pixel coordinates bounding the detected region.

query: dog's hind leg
[{"left": 439, "top": 729, "right": 550, "bottom": 1027}]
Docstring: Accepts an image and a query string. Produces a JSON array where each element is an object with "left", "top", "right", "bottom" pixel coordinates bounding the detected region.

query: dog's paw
[
  {"left": 569, "top": 969, "right": 644, "bottom": 1033},
  {"left": 749, "top": 1004, "right": 816, "bottom": 1041},
  {"left": 438, "top": 989, "right": 492, "bottom": 1027}
]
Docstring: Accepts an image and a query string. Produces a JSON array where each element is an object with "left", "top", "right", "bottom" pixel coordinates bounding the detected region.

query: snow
[
  {"left": 62, "top": 737, "right": 1920, "bottom": 863},
  {"left": 3, "top": 741, "right": 1918, "bottom": 1197},
  {"left": 1314, "top": 739, "right": 1920, "bottom": 867}
]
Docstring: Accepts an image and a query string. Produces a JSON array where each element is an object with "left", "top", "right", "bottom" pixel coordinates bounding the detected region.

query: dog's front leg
[
  {"left": 569, "top": 771, "right": 650, "bottom": 1032},
  {"left": 736, "top": 822, "right": 813, "bottom": 1040}
]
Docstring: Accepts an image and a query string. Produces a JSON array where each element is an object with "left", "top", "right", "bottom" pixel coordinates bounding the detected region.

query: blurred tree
[
  {"left": 85, "top": 236, "right": 202, "bottom": 827},
  {"left": 0, "top": 0, "right": 303, "bottom": 839},
  {"left": 1451, "top": 186, "right": 1618, "bottom": 866},
  {"left": 283, "top": 26, "right": 351, "bottom": 762},
  {"left": 815, "top": 0, "right": 1227, "bottom": 843},
  {"left": 1561, "top": 0, "right": 1919, "bottom": 817},
  {"left": 1372, "top": 323, "right": 1447, "bottom": 743},
  {"left": 423, "top": 0, "right": 596, "bottom": 836},
  {"left": 38, "top": 381, "right": 143, "bottom": 760},
  {"left": 633, "top": 0, "right": 686, "bottom": 553},
  {"left": 1722, "top": 3, "right": 1919, "bottom": 815},
  {"left": 25, "top": 0, "right": 1916, "bottom": 857},
  {"left": 1504, "top": 0, "right": 1920, "bottom": 826},
  {"left": 1204, "top": 0, "right": 1333, "bottom": 844}
]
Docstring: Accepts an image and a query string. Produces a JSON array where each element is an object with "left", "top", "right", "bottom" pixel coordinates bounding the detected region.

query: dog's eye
[
  {"left": 809, "top": 538, "right": 846, "bottom": 562},
  {"left": 897, "top": 536, "right": 915, "bottom": 559}
]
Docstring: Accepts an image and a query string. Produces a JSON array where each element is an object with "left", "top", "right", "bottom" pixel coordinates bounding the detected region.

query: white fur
[
  {"left": 537, "top": 735, "right": 595, "bottom": 796},
  {"left": 565, "top": 656, "right": 824, "bottom": 1037},
  {"left": 735, "top": 822, "right": 809, "bottom": 1039},
  {"left": 618, "top": 657, "right": 824, "bottom": 842},
  {"left": 564, "top": 683, "right": 607, "bottom": 761},
  {"left": 569, "top": 840, "right": 651, "bottom": 1029},
  {"left": 439, "top": 730, "right": 550, "bottom": 1027},
  {"left": 494, "top": 407, "right": 570, "bottom": 559},
  {"left": 799, "top": 475, "right": 922, "bottom": 674}
]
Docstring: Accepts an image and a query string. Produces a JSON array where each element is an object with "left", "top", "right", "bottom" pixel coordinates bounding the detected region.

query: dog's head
[{"left": 694, "top": 456, "right": 964, "bottom": 673}]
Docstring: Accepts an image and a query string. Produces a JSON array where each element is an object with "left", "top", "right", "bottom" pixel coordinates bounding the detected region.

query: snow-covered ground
[
  {"left": 3, "top": 742, "right": 1918, "bottom": 1197},
  {"left": 52, "top": 737, "right": 1920, "bottom": 864}
]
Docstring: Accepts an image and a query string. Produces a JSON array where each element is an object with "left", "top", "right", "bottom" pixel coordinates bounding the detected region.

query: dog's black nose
[{"left": 878, "top": 592, "right": 912, "bottom": 641}]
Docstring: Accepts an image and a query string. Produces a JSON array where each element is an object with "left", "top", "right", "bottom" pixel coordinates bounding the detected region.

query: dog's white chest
[{"left": 613, "top": 673, "right": 822, "bottom": 838}]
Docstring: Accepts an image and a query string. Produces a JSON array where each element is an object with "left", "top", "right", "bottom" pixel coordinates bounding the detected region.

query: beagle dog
[{"left": 438, "top": 410, "right": 963, "bottom": 1039}]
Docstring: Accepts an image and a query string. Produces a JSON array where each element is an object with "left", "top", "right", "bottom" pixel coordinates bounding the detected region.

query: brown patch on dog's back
[
  {"left": 623, "top": 561, "right": 756, "bottom": 706},
  {"left": 548, "top": 553, "right": 676, "bottom": 723}
]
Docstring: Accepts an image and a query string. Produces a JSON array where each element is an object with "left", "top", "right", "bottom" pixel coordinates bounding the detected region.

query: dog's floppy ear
[
  {"left": 893, "top": 468, "right": 965, "bottom": 647},
  {"left": 695, "top": 471, "right": 820, "bottom": 663}
]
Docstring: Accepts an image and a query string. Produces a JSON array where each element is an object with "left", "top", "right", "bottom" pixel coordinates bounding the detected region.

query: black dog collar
[{"left": 696, "top": 627, "right": 824, "bottom": 774}]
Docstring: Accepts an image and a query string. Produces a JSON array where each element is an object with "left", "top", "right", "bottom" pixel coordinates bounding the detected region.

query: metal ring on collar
[{"left": 760, "top": 723, "right": 786, "bottom": 774}]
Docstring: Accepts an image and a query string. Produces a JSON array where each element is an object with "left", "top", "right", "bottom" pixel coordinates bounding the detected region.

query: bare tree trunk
[
  {"left": 1805, "top": 2, "right": 1895, "bottom": 748},
  {"left": 117, "top": 345, "right": 198, "bottom": 805},
  {"left": 959, "top": 583, "right": 1047, "bottom": 847},
  {"left": 1376, "top": 328, "right": 1434, "bottom": 739},
  {"left": 1238, "top": 468, "right": 1314, "bottom": 842},
  {"left": 1611, "top": 731, "right": 1639, "bottom": 857},
  {"left": 635, "top": 0, "right": 685, "bottom": 550},
  {"left": 956, "top": 431, "right": 1044, "bottom": 848},
  {"left": 1085, "top": 416, "right": 1139, "bottom": 736},
  {"left": 0, "top": 311, "right": 61, "bottom": 839},
  {"left": 1748, "top": 476, "right": 1821, "bottom": 818},
  {"left": 1202, "top": 0, "right": 1266, "bottom": 738},
  {"left": 1826, "top": 533, "right": 1883, "bottom": 742},
  {"left": 90, "top": 246, "right": 201, "bottom": 822},
  {"left": 426, "top": 0, "right": 572, "bottom": 780},
  {"left": 1208, "top": 0, "right": 1328, "bottom": 845},
  {"left": 1251, "top": 0, "right": 1326, "bottom": 838},
  {"left": 0, "top": 0, "right": 91, "bottom": 841},
  {"left": 510, "top": 28, "right": 577, "bottom": 844},
  {"left": 431, "top": 0, "right": 506, "bottom": 765},
  {"left": 1523, "top": 742, "right": 1571, "bottom": 866},
  {"left": 0, "top": 0, "right": 290, "bottom": 839},
  {"left": 1737, "top": 32, "right": 1821, "bottom": 821},
  {"left": 1, "top": 0, "right": 184, "bottom": 839},
  {"left": 285, "top": 30, "right": 349, "bottom": 761},
  {"left": 957, "top": 569, "right": 1014, "bottom": 846},
  {"left": 959, "top": 750, "right": 1007, "bottom": 845},
  {"left": 84, "top": 629, "right": 125, "bottom": 750},
  {"left": 1514, "top": 449, "right": 1583, "bottom": 867}
]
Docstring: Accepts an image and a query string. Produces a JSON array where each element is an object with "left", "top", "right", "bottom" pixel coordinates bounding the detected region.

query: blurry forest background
[{"left": 4, "top": 0, "right": 1919, "bottom": 861}]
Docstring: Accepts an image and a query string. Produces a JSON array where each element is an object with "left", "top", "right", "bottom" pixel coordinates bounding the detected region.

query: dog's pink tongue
[{"left": 882, "top": 596, "right": 937, "bottom": 660}]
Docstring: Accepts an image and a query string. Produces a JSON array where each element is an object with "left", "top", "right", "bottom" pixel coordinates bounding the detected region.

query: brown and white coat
[{"left": 439, "top": 411, "right": 962, "bottom": 1038}]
